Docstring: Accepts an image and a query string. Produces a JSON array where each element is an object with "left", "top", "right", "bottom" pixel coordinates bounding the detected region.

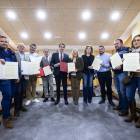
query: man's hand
[
  {"left": 95, "top": 76, "right": 98, "bottom": 79},
  {"left": 115, "top": 65, "right": 121, "bottom": 70},
  {"left": 122, "top": 58, "right": 125, "bottom": 62},
  {"left": 74, "top": 69, "right": 77, "bottom": 72},
  {"left": 15, "top": 78, "right": 20, "bottom": 83},
  {"left": 21, "top": 70, "right": 23, "bottom": 72},
  {"left": 0, "top": 59, "right": 5, "bottom": 65},
  {"left": 55, "top": 63, "right": 60, "bottom": 67},
  {"left": 100, "top": 63, "right": 105, "bottom": 67},
  {"left": 136, "top": 69, "right": 140, "bottom": 72},
  {"left": 108, "top": 59, "right": 111, "bottom": 64},
  {"left": 88, "top": 66, "right": 93, "bottom": 69}
]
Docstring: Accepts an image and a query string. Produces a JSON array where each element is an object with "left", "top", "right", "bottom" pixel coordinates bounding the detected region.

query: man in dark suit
[{"left": 50, "top": 43, "right": 69, "bottom": 105}]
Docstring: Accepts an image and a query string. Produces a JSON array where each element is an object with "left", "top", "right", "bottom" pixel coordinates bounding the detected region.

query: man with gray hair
[
  {"left": 14, "top": 43, "right": 30, "bottom": 117},
  {"left": 40, "top": 48, "right": 55, "bottom": 102}
]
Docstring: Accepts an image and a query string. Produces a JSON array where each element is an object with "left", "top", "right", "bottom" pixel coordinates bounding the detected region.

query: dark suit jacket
[
  {"left": 82, "top": 55, "right": 94, "bottom": 74},
  {"left": 69, "top": 57, "right": 84, "bottom": 80},
  {"left": 50, "top": 52, "right": 69, "bottom": 76}
]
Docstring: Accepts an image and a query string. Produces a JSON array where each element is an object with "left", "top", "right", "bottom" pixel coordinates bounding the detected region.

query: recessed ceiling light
[
  {"left": 21, "top": 33, "right": 28, "bottom": 39},
  {"left": 101, "top": 33, "right": 108, "bottom": 39},
  {"left": 45, "top": 33, "right": 51, "bottom": 39},
  {"left": 82, "top": 11, "right": 91, "bottom": 20},
  {"left": 79, "top": 32, "right": 86, "bottom": 39},
  {"left": 37, "top": 11, "right": 46, "bottom": 20},
  {"left": 98, "top": 13, "right": 104, "bottom": 18},
  {"left": 7, "top": 11, "right": 16, "bottom": 19},
  {"left": 111, "top": 12, "right": 119, "bottom": 20}
]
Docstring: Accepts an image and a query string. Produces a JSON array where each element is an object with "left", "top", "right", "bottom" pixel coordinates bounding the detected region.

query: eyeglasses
[{"left": 132, "top": 39, "right": 140, "bottom": 42}]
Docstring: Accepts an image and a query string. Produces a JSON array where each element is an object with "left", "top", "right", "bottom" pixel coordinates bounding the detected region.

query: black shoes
[
  {"left": 19, "top": 106, "right": 27, "bottom": 112},
  {"left": 65, "top": 100, "right": 69, "bottom": 105},
  {"left": 99, "top": 99, "right": 105, "bottom": 104},
  {"left": 54, "top": 100, "right": 60, "bottom": 105},
  {"left": 51, "top": 98, "right": 55, "bottom": 102},
  {"left": 109, "top": 101, "right": 115, "bottom": 106},
  {"left": 88, "top": 101, "right": 92, "bottom": 103},
  {"left": 43, "top": 98, "right": 48, "bottom": 102}
]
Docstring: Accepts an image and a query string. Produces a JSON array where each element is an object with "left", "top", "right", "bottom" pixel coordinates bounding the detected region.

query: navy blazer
[{"left": 50, "top": 52, "right": 69, "bottom": 76}]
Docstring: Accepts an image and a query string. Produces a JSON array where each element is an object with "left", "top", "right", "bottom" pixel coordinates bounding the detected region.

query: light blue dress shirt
[
  {"left": 25, "top": 52, "right": 39, "bottom": 58},
  {"left": 18, "top": 51, "right": 25, "bottom": 61},
  {"left": 94, "top": 52, "right": 112, "bottom": 76}
]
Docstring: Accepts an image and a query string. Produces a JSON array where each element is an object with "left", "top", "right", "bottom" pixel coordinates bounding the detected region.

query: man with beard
[
  {"left": 95, "top": 46, "right": 115, "bottom": 106},
  {"left": 25, "top": 44, "right": 40, "bottom": 105},
  {"left": 109, "top": 39, "right": 129, "bottom": 116},
  {"left": 0, "top": 36, "right": 20, "bottom": 128}
]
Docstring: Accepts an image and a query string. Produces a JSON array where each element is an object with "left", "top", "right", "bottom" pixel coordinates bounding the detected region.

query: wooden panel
[
  {"left": 0, "top": 0, "right": 14, "bottom": 8},
  {"left": 81, "top": 0, "right": 97, "bottom": 8},
  {"left": 46, "top": 0, "right": 63, "bottom": 8},
  {"left": 112, "top": 0, "right": 131, "bottom": 9},
  {"left": 12, "top": 0, "right": 30, "bottom": 7},
  {"left": 0, "top": 21, "right": 14, "bottom": 32},
  {"left": 65, "top": 22, "right": 77, "bottom": 32},
  {"left": 123, "top": 35, "right": 132, "bottom": 47},
  {"left": 97, "top": 0, "right": 115, "bottom": 8},
  {"left": 64, "top": 0, "right": 80, "bottom": 8},
  {"left": 29, "top": 0, "right": 47, "bottom": 8}
]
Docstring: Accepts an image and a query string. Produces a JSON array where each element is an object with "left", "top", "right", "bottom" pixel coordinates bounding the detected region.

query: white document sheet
[
  {"left": 0, "top": 62, "right": 18, "bottom": 79},
  {"left": 67, "top": 63, "right": 75, "bottom": 72},
  {"left": 30, "top": 62, "right": 40, "bottom": 75},
  {"left": 21, "top": 61, "right": 31, "bottom": 75},
  {"left": 43, "top": 66, "right": 52, "bottom": 76},
  {"left": 110, "top": 53, "right": 122, "bottom": 69},
  {"left": 32, "top": 56, "right": 42, "bottom": 63},
  {"left": 92, "top": 58, "right": 102, "bottom": 71},
  {"left": 123, "top": 53, "right": 139, "bottom": 71}
]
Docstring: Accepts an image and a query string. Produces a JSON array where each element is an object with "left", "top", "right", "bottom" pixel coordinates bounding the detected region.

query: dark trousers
[
  {"left": 14, "top": 76, "right": 28, "bottom": 109},
  {"left": 0, "top": 80, "right": 17, "bottom": 118},
  {"left": 97, "top": 71, "right": 112, "bottom": 101},
  {"left": 55, "top": 72, "right": 67, "bottom": 101}
]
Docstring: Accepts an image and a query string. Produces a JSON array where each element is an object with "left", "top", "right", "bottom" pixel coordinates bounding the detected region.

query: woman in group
[
  {"left": 124, "top": 34, "right": 140, "bottom": 128},
  {"left": 82, "top": 46, "right": 94, "bottom": 103},
  {"left": 69, "top": 48, "right": 84, "bottom": 105}
]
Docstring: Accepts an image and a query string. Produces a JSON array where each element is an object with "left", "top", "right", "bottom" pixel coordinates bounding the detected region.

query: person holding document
[
  {"left": 109, "top": 39, "right": 129, "bottom": 116},
  {"left": 69, "top": 48, "right": 84, "bottom": 105},
  {"left": 0, "top": 36, "right": 20, "bottom": 128},
  {"left": 124, "top": 34, "right": 140, "bottom": 128},
  {"left": 25, "top": 44, "right": 40, "bottom": 105},
  {"left": 40, "top": 48, "right": 55, "bottom": 102},
  {"left": 50, "top": 43, "right": 69, "bottom": 105},
  {"left": 14, "top": 43, "right": 30, "bottom": 117},
  {"left": 82, "top": 45, "right": 94, "bottom": 103},
  {"left": 94, "top": 46, "right": 115, "bottom": 106}
]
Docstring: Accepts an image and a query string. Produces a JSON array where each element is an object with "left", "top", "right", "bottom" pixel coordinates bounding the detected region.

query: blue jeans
[
  {"left": 0, "top": 80, "right": 17, "bottom": 118},
  {"left": 126, "top": 77, "right": 140, "bottom": 101},
  {"left": 83, "top": 69, "right": 94, "bottom": 101},
  {"left": 113, "top": 72, "right": 128, "bottom": 112},
  {"left": 14, "top": 76, "right": 28, "bottom": 109}
]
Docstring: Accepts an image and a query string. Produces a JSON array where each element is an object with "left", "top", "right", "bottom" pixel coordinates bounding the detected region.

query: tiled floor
[{"left": 0, "top": 96, "right": 140, "bottom": 140}]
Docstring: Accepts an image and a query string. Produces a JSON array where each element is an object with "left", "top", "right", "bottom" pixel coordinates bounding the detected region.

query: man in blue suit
[{"left": 50, "top": 43, "right": 69, "bottom": 105}]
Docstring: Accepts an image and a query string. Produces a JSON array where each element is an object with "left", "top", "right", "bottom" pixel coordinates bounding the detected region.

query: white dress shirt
[{"left": 59, "top": 52, "right": 64, "bottom": 60}]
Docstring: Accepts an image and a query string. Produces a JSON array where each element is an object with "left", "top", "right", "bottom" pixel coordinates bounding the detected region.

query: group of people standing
[{"left": 0, "top": 34, "right": 140, "bottom": 129}]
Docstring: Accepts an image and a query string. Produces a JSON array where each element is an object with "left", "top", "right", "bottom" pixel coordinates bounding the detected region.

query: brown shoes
[
  {"left": 136, "top": 115, "right": 140, "bottom": 128},
  {"left": 2, "top": 117, "right": 14, "bottom": 129},
  {"left": 113, "top": 106, "right": 122, "bottom": 110},
  {"left": 14, "top": 109, "right": 20, "bottom": 117},
  {"left": 19, "top": 106, "right": 27, "bottom": 112},
  {"left": 119, "top": 110, "right": 128, "bottom": 116},
  {"left": 125, "top": 101, "right": 138, "bottom": 122}
]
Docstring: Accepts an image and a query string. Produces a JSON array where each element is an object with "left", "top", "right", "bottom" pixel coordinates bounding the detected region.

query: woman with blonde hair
[
  {"left": 69, "top": 48, "right": 84, "bottom": 105},
  {"left": 82, "top": 45, "right": 94, "bottom": 103}
]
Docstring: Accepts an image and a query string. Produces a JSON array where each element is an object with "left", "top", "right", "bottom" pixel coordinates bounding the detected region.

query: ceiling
[{"left": 0, "top": 0, "right": 140, "bottom": 49}]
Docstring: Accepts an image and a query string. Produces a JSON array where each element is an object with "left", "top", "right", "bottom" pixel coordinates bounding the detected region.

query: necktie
[
  {"left": 60, "top": 53, "right": 62, "bottom": 62},
  {"left": 46, "top": 57, "right": 49, "bottom": 65}
]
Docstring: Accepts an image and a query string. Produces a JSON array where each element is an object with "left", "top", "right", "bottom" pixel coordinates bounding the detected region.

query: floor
[{"left": 0, "top": 96, "right": 140, "bottom": 140}]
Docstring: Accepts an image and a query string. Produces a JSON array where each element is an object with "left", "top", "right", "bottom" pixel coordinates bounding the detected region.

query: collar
[{"left": 18, "top": 51, "right": 24, "bottom": 55}]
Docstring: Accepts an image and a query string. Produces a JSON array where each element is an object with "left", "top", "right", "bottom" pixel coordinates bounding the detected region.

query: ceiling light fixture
[
  {"left": 21, "top": 33, "right": 28, "bottom": 39},
  {"left": 101, "top": 33, "right": 108, "bottom": 39},
  {"left": 82, "top": 11, "right": 91, "bottom": 20},
  {"left": 37, "top": 11, "right": 46, "bottom": 20},
  {"left": 45, "top": 33, "right": 51, "bottom": 39},
  {"left": 111, "top": 12, "right": 119, "bottom": 20},
  {"left": 79, "top": 32, "right": 86, "bottom": 39},
  {"left": 7, "top": 11, "right": 16, "bottom": 19}
]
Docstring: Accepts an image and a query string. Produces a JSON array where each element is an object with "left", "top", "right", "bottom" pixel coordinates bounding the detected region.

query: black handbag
[{"left": 123, "top": 72, "right": 135, "bottom": 85}]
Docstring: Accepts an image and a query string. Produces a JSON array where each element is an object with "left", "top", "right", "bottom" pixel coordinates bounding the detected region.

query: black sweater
[{"left": 82, "top": 55, "right": 94, "bottom": 74}]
